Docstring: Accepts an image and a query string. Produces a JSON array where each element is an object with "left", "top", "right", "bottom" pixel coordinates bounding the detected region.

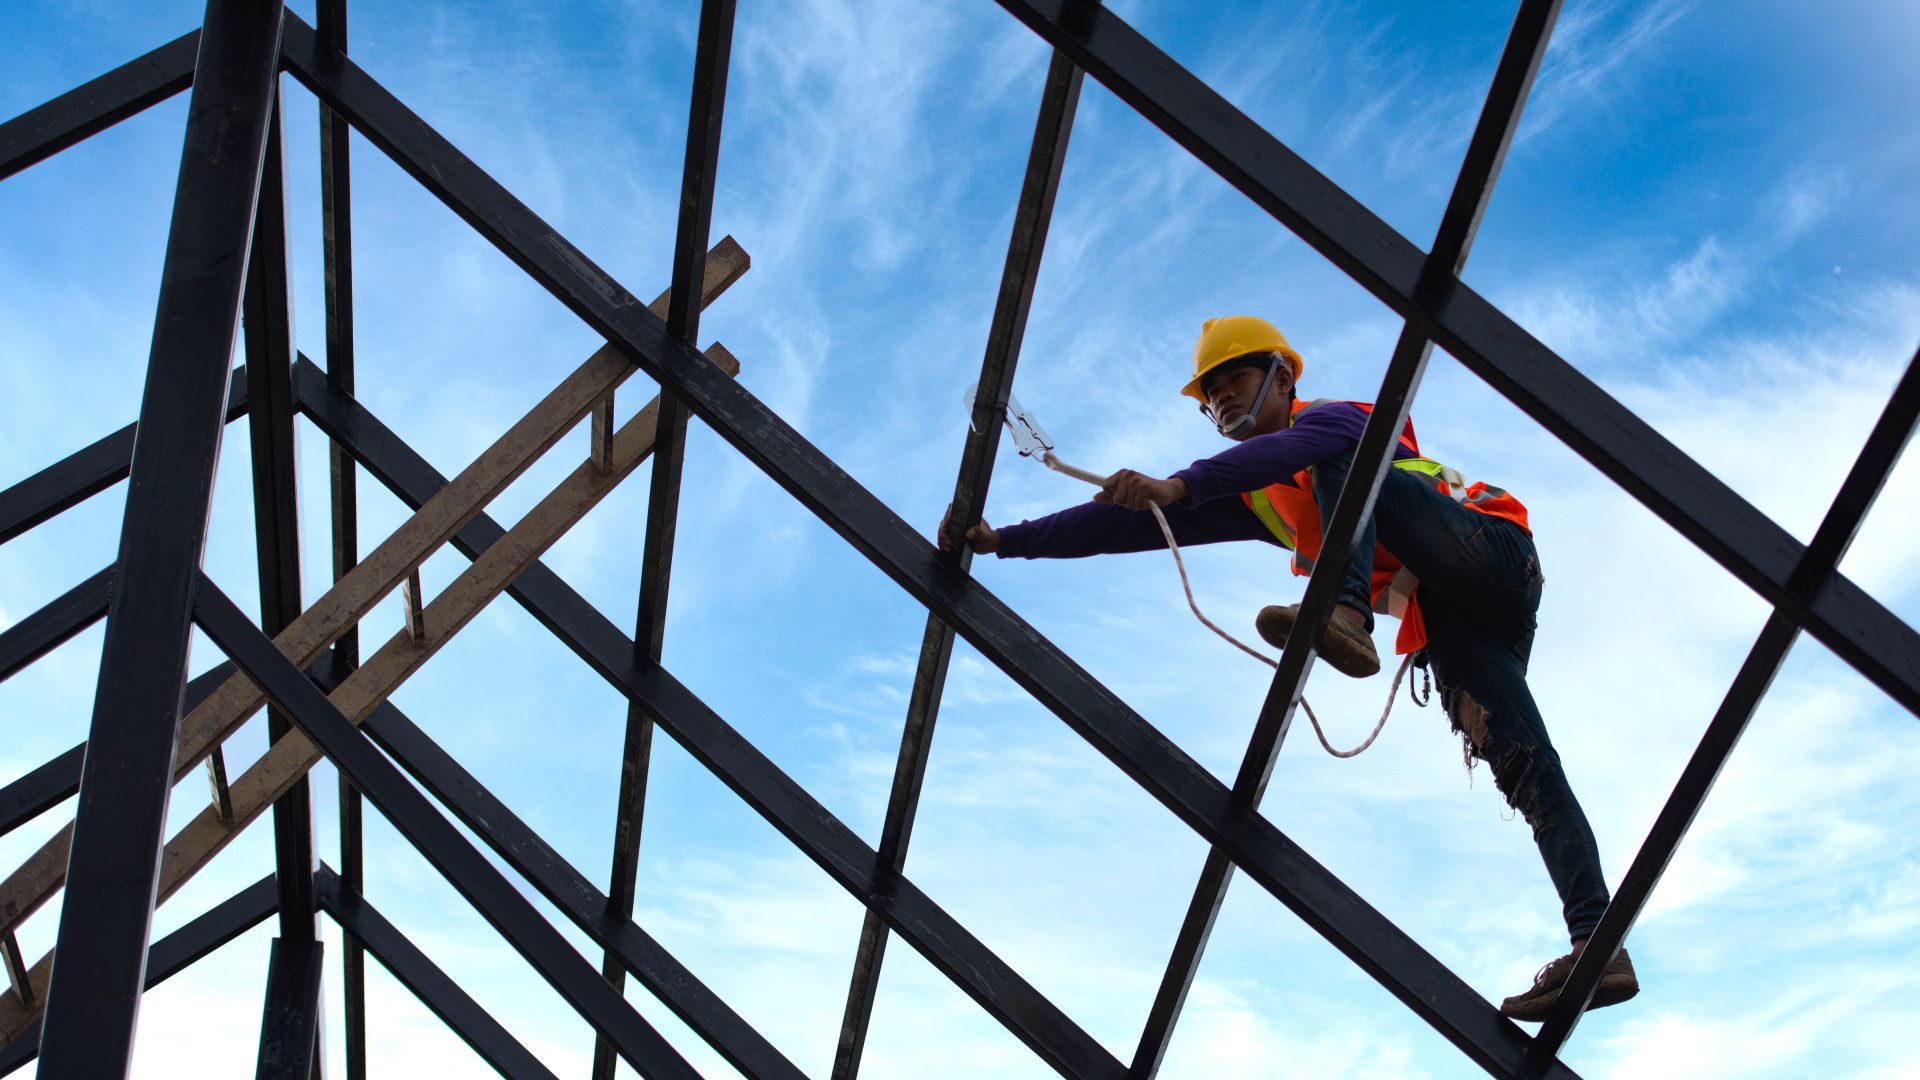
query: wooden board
[{"left": 0, "top": 242, "right": 746, "bottom": 1032}]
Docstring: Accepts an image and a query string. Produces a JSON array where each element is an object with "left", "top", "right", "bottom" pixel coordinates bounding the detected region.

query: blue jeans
[{"left": 1313, "top": 450, "right": 1611, "bottom": 940}]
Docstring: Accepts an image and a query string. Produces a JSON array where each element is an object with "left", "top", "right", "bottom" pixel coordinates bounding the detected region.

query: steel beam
[
  {"left": 1529, "top": 341, "right": 1920, "bottom": 1060},
  {"left": 0, "top": 567, "right": 111, "bottom": 684},
  {"left": 38, "top": 1, "right": 283, "bottom": 1071},
  {"left": 596, "top": 2, "right": 736, "bottom": 1076},
  {"left": 311, "top": 0, "right": 367, "bottom": 1059},
  {"left": 0, "top": 368, "right": 248, "bottom": 546},
  {"left": 279, "top": 22, "right": 1560, "bottom": 1076},
  {"left": 356, "top": 700, "right": 802, "bottom": 1079},
  {"left": 0, "top": 874, "right": 278, "bottom": 1076},
  {"left": 255, "top": 938, "right": 325, "bottom": 1080},
  {"left": 985, "top": 0, "right": 1920, "bottom": 718},
  {"left": 294, "top": 369, "right": 1127, "bottom": 1078},
  {"left": 294, "top": 368, "right": 798, "bottom": 1076},
  {"left": 0, "top": 280, "right": 745, "bottom": 988},
  {"left": 315, "top": 868, "right": 557, "bottom": 1080},
  {"left": 833, "top": 48, "right": 1083, "bottom": 1080},
  {"left": 0, "top": 747, "right": 83, "bottom": 841},
  {"left": 0, "top": 30, "right": 199, "bottom": 181},
  {"left": 1133, "top": 2, "right": 1563, "bottom": 1072},
  {"left": 191, "top": 580, "right": 701, "bottom": 1079},
  {"left": 0, "top": 661, "right": 233, "bottom": 851},
  {"left": 244, "top": 90, "right": 319, "bottom": 948}
]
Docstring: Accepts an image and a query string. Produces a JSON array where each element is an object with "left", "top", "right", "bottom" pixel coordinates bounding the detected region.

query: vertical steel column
[
  {"left": 830, "top": 51, "right": 1083, "bottom": 1080},
  {"left": 313, "top": 1, "right": 367, "bottom": 1074},
  {"left": 1528, "top": 341, "right": 1920, "bottom": 1060},
  {"left": 592, "top": 3, "right": 736, "bottom": 1078},
  {"left": 256, "top": 938, "right": 327, "bottom": 1080},
  {"left": 246, "top": 94, "right": 317, "bottom": 938},
  {"left": 35, "top": 1, "right": 285, "bottom": 1074},
  {"left": 1130, "top": 2, "right": 1563, "bottom": 1072},
  {"left": 246, "top": 83, "right": 324, "bottom": 1079}
]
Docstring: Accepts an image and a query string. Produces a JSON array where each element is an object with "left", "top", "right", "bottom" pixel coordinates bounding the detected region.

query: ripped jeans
[{"left": 1314, "top": 449, "right": 1611, "bottom": 940}]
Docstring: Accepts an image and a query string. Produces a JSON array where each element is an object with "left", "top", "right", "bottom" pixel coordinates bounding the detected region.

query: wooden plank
[
  {"left": 0, "top": 239, "right": 744, "bottom": 950},
  {"left": 0, "top": 346, "right": 740, "bottom": 1045}
]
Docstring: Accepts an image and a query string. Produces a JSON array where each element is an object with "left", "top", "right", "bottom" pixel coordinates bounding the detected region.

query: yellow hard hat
[{"left": 1181, "top": 316, "right": 1305, "bottom": 401}]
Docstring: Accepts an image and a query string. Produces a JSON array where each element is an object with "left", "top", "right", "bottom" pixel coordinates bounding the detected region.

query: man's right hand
[{"left": 938, "top": 504, "right": 999, "bottom": 554}]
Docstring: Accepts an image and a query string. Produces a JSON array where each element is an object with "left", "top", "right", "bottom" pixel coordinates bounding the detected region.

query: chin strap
[{"left": 1214, "top": 356, "right": 1283, "bottom": 439}]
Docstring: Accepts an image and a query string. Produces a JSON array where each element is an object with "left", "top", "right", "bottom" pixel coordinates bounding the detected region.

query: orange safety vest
[{"left": 1238, "top": 399, "right": 1530, "bottom": 654}]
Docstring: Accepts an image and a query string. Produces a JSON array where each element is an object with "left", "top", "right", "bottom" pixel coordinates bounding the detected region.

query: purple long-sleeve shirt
[{"left": 996, "top": 401, "right": 1416, "bottom": 559}]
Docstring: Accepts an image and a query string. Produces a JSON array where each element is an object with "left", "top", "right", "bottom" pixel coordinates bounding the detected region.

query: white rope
[{"left": 1041, "top": 452, "right": 1405, "bottom": 758}]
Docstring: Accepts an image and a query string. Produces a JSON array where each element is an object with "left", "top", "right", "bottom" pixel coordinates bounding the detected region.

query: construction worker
[{"left": 940, "top": 316, "right": 1639, "bottom": 1021}]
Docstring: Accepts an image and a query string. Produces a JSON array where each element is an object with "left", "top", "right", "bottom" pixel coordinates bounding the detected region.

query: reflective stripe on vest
[{"left": 1241, "top": 454, "right": 1444, "bottom": 574}]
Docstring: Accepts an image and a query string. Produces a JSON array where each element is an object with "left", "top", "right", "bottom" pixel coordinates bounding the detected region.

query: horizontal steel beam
[
  {"left": 0, "top": 369, "right": 249, "bottom": 546},
  {"left": 279, "top": 18, "right": 1558, "bottom": 1076},
  {"left": 191, "top": 579, "right": 701, "bottom": 1079},
  {"left": 316, "top": 867, "right": 557, "bottom": 1080},
  {"left": 988, "top": 0, "right": 1920, "bottom": 719},
  {"left": 0, "top": 29, "right": 199, "bottom": 181}
]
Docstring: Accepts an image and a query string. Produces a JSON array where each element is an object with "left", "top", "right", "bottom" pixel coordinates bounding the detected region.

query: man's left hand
[{"left": 1096, "top": 470, "right": 1188, "bottom": 510}]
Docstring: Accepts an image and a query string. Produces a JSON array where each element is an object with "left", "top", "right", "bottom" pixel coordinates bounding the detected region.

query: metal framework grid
[{"left": 1, "top": 0, "right": 1915, "bottom": 1076}]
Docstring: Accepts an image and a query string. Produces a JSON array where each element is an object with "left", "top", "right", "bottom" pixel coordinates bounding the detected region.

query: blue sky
[{"left": 2, "top": 0, "right": 1918, "bottom": 1076}]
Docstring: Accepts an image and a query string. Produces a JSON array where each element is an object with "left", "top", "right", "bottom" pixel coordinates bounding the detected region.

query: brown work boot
[
  {"left": 1254, "top": 604, "right": 1381, "bottom": 678},
  {"left": 1500, "top": 947, "right": 1639, "bottom": 1022}
]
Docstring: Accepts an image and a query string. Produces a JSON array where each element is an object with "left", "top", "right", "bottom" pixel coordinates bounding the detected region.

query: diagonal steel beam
[
  {"left": 833, "top": 48, "right": 1084, "bottom": 1080},
  {"left": 0, "top": 874, "right": 278, "bottom": 1077},
  {"left": 0, "top": 245, "right": 748, "bottom": 993},
  {"left": 985, "top": 0, "right": 1920, "bottom": 718},
  {"left": 0, "top": 368, "right": 249, "bottom": 546},
  {"left": 0, "top": 29, "right": 200, "bottom": 181},
  {"left": 0, "top": 340, "right": 744, "bottom": 1050},
  {"left": 0, "top": 567, "right": 111, "bottom": 684},
  {"left": 357, "top": 699, "right": 803, "bottom": 1079},
  {"left": 1529, "top": 340, "right": 1920, "bottom": 1062},
  {"left": 38, "top": 2, "right": 284, "bottom": 1071},
  {"left": 295, "top": 371, "right": 1127, "bottom": 1078},
  {"left": 279, "top": 19, "right": 1565, "bottom": 1076},
  {"left": 0, "top": 747, "right": 83, "bottom": 842},
  {"left": 315, "top": 867, "right": 557, "bottom": 1080},
  {"left": 1134, "top": 2, "right": 1564, "bottom": 1072},
  {"left": 191, "top": 581, "right": 700, "bottom": 1079},
  {"left": 597, "top": 3, "right": 737, "bottom": 1076},
  {"left": 0, "top": 662, "right": 238, "bottom": 845}
]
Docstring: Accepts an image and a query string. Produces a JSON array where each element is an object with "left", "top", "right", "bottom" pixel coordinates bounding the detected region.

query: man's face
[{"left": 1201, "top": 355, "right": 1294, "bottom": 438}]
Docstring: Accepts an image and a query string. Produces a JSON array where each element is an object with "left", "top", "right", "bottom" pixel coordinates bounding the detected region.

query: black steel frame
[{"left": 0, "top": 0, "right": 1912, "bottom": 1077}]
